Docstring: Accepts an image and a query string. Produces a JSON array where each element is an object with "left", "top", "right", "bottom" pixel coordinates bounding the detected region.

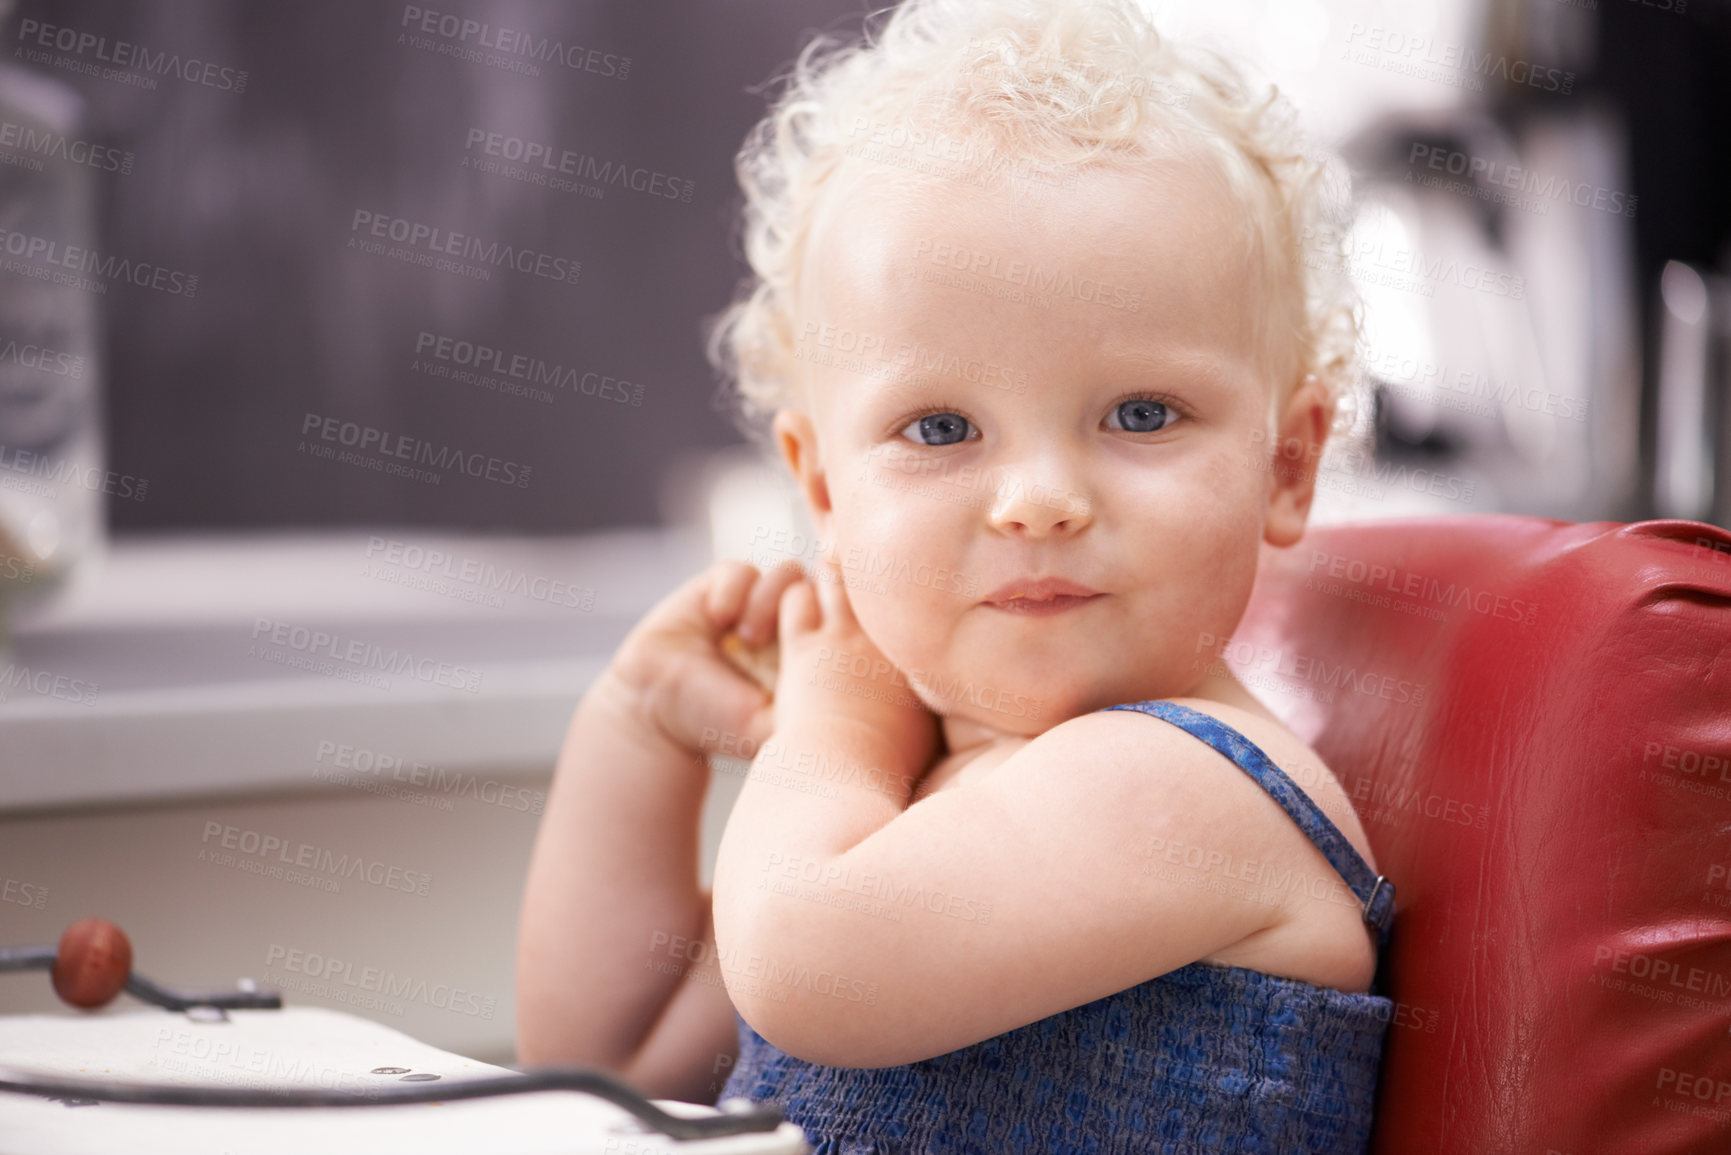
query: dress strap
[{"left": 1101, "top": 699, "right": 1395, "bottom": 951}]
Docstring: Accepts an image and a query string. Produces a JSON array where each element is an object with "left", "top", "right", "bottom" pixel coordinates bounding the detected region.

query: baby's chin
[
  {"left": 851, "top": 601, "right": 1167, "bottom": 728},
  {"left": 897, "top": 662, "right": 1098, "bottom": 736}
]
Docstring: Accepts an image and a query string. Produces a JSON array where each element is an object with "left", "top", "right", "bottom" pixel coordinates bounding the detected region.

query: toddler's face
[{"left": 773, "top": 149, "right": 1324, "bottom": 740}]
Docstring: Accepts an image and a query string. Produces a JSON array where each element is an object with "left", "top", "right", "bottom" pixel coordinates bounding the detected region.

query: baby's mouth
[
  {"left": 981, "top": 576, "right": 1104, "bottom": 612},
  {"left": 983, "top": 592, "right": 1103, "bottom": 615}
]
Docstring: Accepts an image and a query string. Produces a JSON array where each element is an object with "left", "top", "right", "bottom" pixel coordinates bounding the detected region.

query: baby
[{"left": 517, "top": 0, "right": 1393, "bottom": 1150}]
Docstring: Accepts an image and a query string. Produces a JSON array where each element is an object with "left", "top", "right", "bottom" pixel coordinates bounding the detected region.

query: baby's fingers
[
  {"left": 811, "top": 555, "right": 857, "bottom": 627},
  {"left": 777, "top": 574, "right": 822, "bottom": 641},
  {"left": 739, "top": 558, "right": 805, "bottom": 645},
  {"left": 701, "top": 560, "right": 758, "bottom": 631}
]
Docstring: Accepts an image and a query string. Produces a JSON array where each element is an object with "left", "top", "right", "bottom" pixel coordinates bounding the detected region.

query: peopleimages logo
[
  {"left": 810, "top": 644, "right": 1041, "bottom": 719},
  {"left": 413, "top": 331, "right": 643, "bottom": 406},
  {"left": 363, "top": 535, "right": 598, "bottom": 611},
  {"left": 314, "top": 739, "right": 547, "bottom": 814},
  {"left": 1407, "top": 144, "right": 1637, "bottom": 218},
  {"left": 0, "top": 661, "right": 98, "bottom": 706},
  {"left": 0, "top": 441, "right": 147, "bottom": 502},
  {"left": 0, "top": 339, "right": 85, "bottom": 379},
  {"left": 1, "top": 874, "right": 48, "bottom": 911},
  {"left": 1305, "top": 548, "right": 1538, "bottom": 626},
  {"left": 1302, "top": 225, "right": 1524, "bottom": 299},
  {"left": 299, "top": 411, "right": 532, "bottom": 489},
  {"left": 794, "top": 321, "right": 1028, "bottom": 395},
  {"left": 264, "top": 943, "right": 497, "bottom": 1020},
  {"left": 463, "top": 129, "right": 693, "bottom": 203},
  {"left": 0, "top": 119, "right": 134, "bottom": 174},
  {"left": 249, "top": 616, "right": 485, "bottom": 694},
  {"left": 399, "top": 6, "right": 630, "bottom": 79},
  {"left": 911, "top": 238, "right": 1142, "bottom": 312},
  {"left": 15, "top": 18, "right": 249, "bottom": 92},
  {"left": 201, "top": 822, "right": 433, "bottom": 897},
  {"left": 1343, "top": 23, "right": 1575, "bottom": 95},
  {"left": 348, "top": 210, "right": 581, "bottom": 285},
  {"left": 0, "top": 224, "right": 197, "bottom": 297}
]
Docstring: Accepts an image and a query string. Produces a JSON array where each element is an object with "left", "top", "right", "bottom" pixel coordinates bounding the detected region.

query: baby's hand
[
  {"left": 609, "top": 558, "right": 806, "bottom": 756},
  {"left": 772, "top": 553, "right": 942, "bottom": 778}
]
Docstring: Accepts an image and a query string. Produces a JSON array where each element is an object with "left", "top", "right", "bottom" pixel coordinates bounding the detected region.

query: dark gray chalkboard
[{"left": 7, "top": 0, "right": 867, "bottom": 532}]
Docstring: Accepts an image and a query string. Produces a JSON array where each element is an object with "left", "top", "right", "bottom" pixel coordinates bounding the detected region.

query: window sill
[{"left": 0, "top": 527, "right": 709, "bottom": 814}]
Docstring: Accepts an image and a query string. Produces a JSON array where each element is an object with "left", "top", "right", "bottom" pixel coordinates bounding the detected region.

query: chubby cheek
[
  {"left": 1090, "top": 450, "right": 1264, "bottom": 701},
  {"left": 1143, "top": 530, "right": 1258, "bottom": 686},
  {"left": 828, "top": 529, "right": 1094, "bottom": 729},
  {"left": 824, "top": 482, "right": 976, "bottom": 688},
  {"left": 1154, "top": 457, "right": 1265, "bottom": 663}
]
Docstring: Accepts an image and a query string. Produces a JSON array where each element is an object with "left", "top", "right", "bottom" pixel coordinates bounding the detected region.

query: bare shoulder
[
  {"left": 983, "top": 697, "right": 1380, "bottom": 993},
  {"left": 1154, "top": 697, "right": 1379, "bottom": 874},
  {"left": 1021, "top": 698, "right": 1372, "bottom": 862},
  {"left": 1139, "top": 696, "right": 1380, "bottom": 991}
]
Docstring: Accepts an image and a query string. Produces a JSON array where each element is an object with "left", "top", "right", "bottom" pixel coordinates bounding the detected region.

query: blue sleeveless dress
[{"left": 716, "top": 700, "right": 1397, "bottom": 1154}]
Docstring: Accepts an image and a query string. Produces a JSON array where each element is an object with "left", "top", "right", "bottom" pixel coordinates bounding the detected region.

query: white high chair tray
[{"left": 0, "top": 1006, "right": 808, "bottom": 1155}]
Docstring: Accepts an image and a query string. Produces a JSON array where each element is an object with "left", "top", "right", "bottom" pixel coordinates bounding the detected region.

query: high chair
[{"left": 1227, "top": 514, "right": 1731, "bottom": 1154}]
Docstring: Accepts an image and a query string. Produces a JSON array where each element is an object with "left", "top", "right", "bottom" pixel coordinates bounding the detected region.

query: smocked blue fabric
[{"left": 719, "top": 698, "right": 1396, "bottom": 1154}]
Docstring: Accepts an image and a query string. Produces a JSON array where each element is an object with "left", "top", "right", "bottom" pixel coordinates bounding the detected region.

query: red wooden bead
[{"left": 51, "top": 919, "right": 132, "bottom": 1009}]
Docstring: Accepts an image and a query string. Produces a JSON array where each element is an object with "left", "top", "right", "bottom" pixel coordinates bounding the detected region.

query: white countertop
[{"left": 0, "top": 1006, "right": 809, "bottom": 1154}]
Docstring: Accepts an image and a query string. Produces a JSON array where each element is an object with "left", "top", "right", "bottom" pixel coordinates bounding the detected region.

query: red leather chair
[{"left": 1229, "top": 515, "right": 1731, "bottom": 1155}]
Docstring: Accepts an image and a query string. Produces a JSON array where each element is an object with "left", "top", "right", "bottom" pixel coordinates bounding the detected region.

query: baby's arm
[
  {"left": 515, "top": 561, "right": 800, "bottom": 1100},
  {"left": 716, "top": 705, "right": 1300, "bottom": 1068},
  {"left": 710, "top": 558, "right": 940, "bottom": 872}
]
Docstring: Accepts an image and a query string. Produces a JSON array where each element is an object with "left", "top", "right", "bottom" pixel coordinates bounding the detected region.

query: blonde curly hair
[{"left": 704, "top": 0, "right": 1363, "bottom": 454}]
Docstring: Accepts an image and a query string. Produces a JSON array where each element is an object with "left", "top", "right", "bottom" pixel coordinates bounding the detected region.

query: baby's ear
[
  {"left": 772, "top": 408, "right": 833, "bottom": 532},
  {"left": 1262, "top": 375, "right": 1331, "bottom": 549}
]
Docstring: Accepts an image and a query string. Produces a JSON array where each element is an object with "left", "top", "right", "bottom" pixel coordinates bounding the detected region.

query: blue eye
[
  {"left": 1108, "top": 398, "right": 1172, "bottom": 433},
  {"left": 897, "top": 412, "right": 975, "bottom": 446}
]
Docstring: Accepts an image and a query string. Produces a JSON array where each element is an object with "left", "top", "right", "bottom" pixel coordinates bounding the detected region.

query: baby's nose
[{"left": 986, "top": 471, "right": 1093, "bottom": 536}]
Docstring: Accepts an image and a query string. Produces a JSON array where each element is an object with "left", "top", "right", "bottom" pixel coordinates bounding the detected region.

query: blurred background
[{"left": 0, "top": 0, "right": 1726, "bottom": 1067}]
